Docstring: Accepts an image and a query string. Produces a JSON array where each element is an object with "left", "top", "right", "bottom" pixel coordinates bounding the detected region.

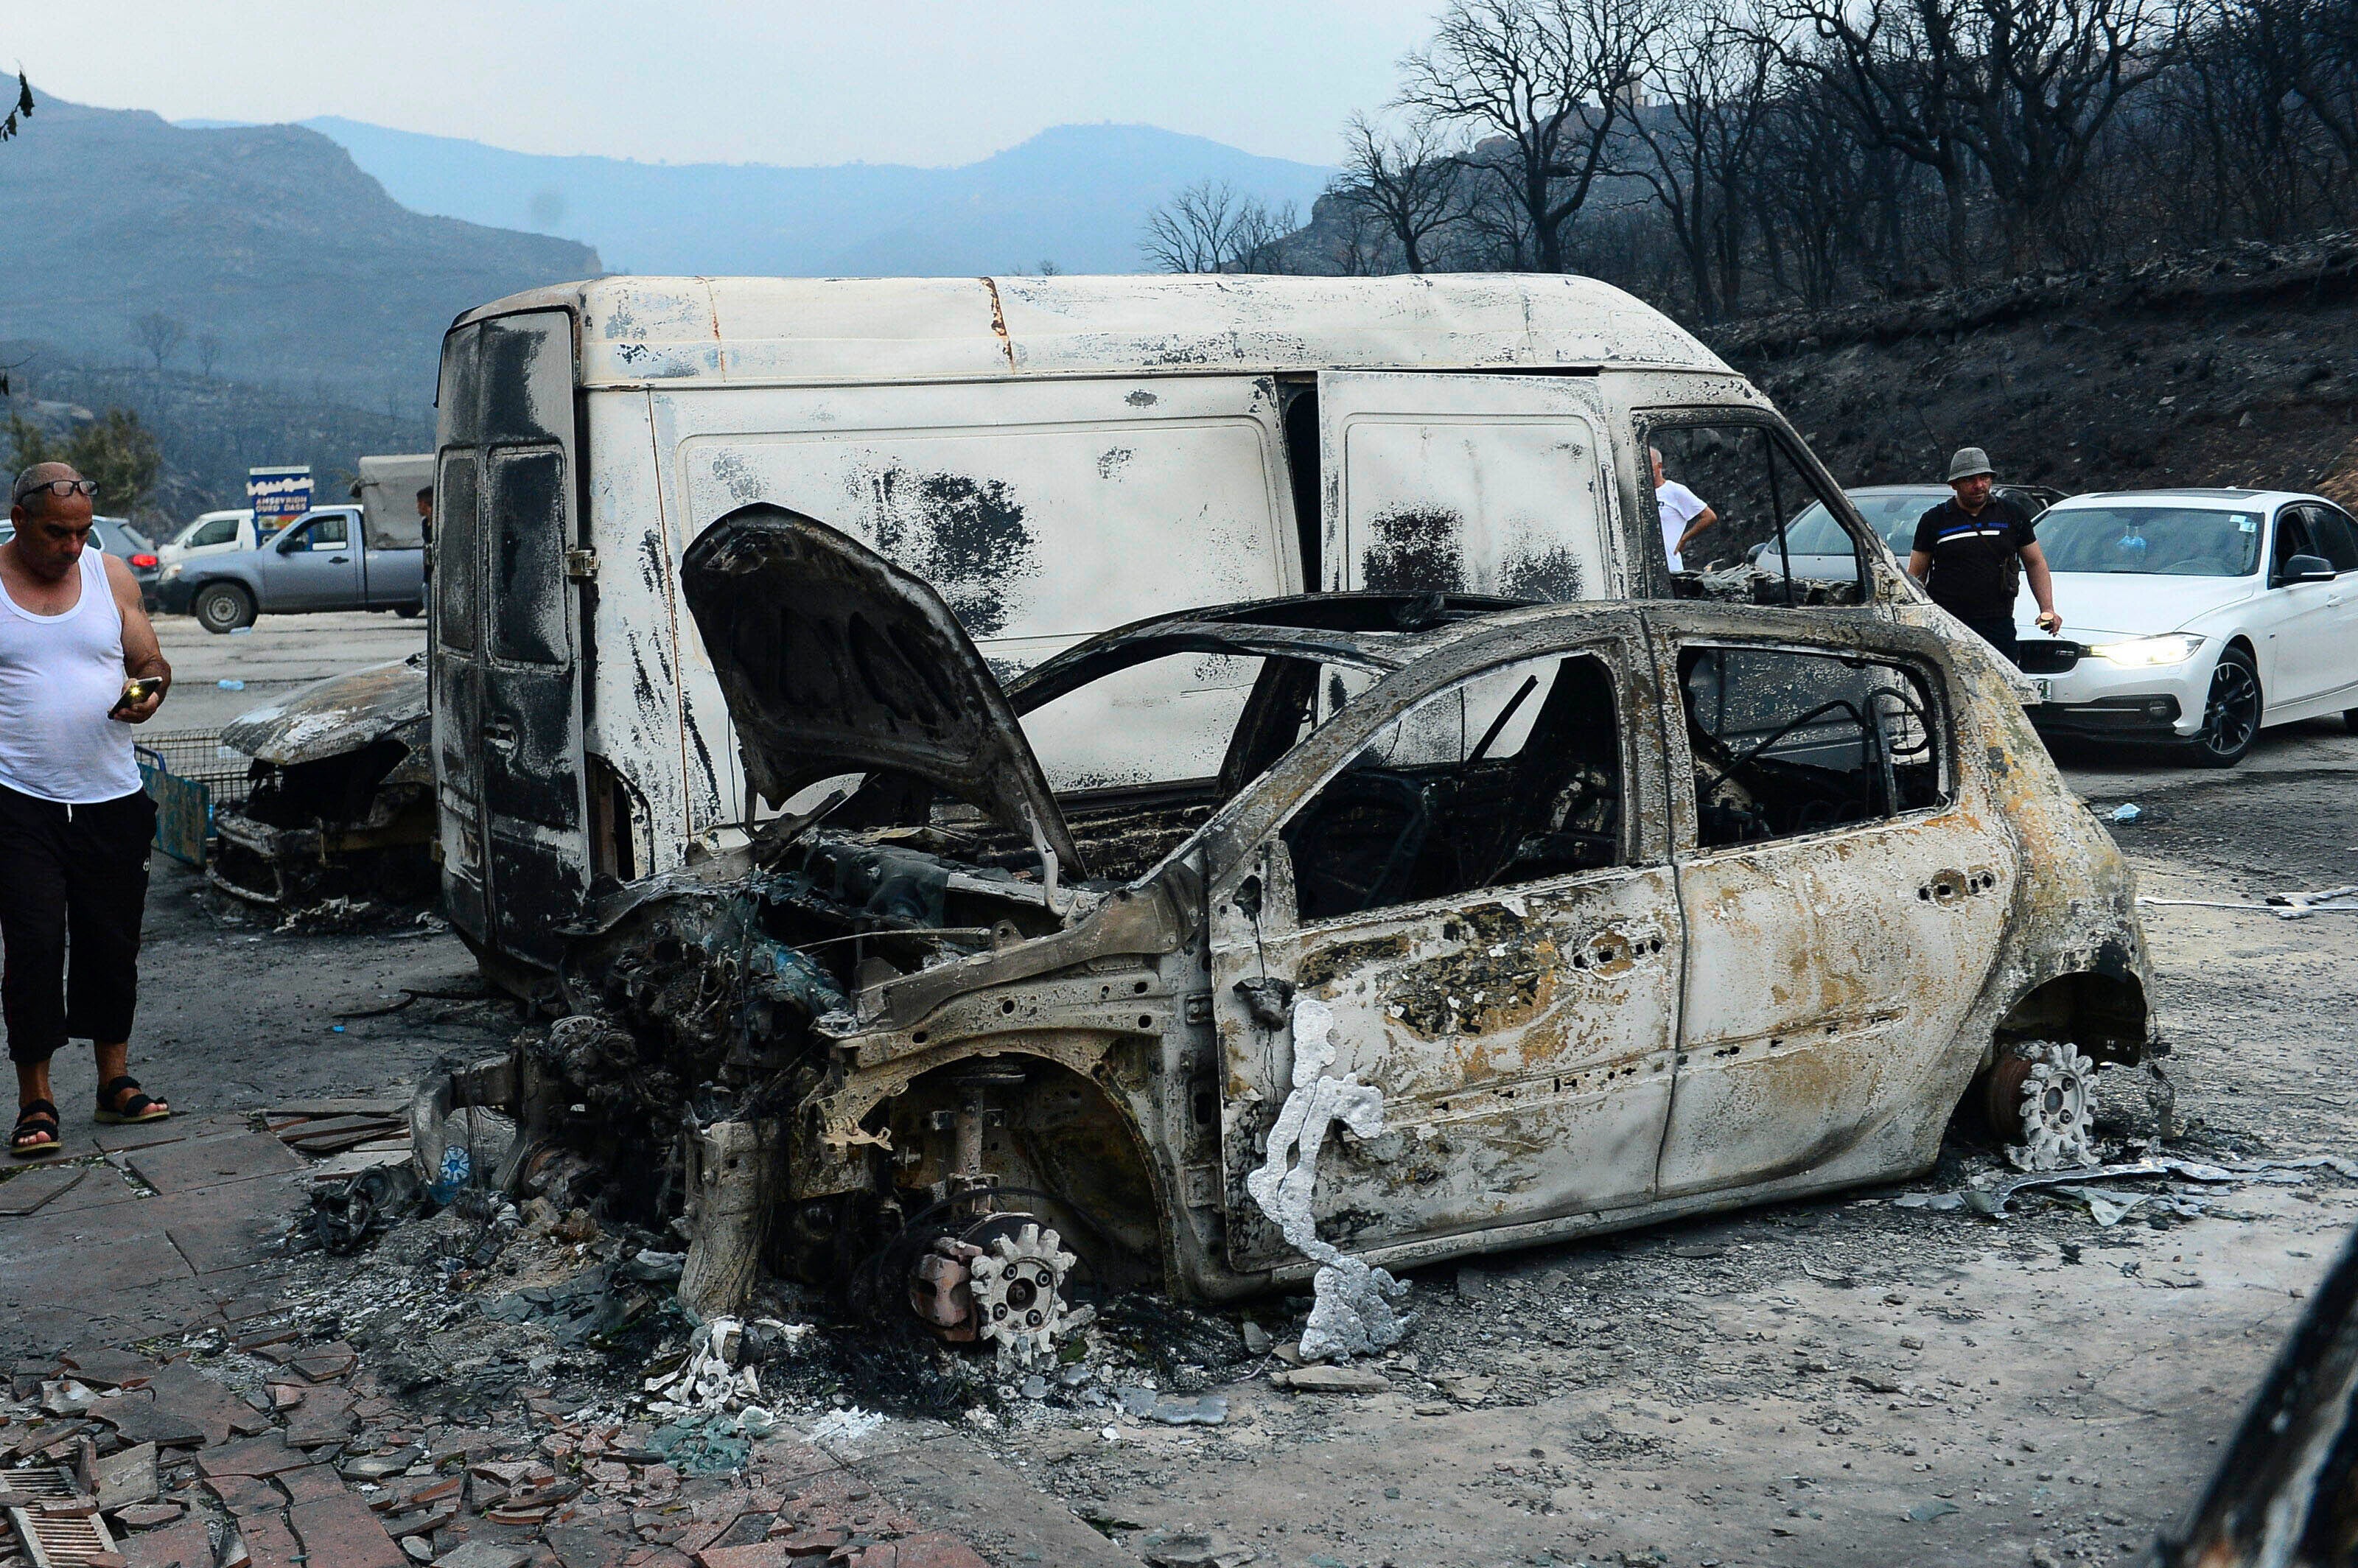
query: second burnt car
[{"left": 461, "top": 507, "right": 2154, "bottom": 1353}]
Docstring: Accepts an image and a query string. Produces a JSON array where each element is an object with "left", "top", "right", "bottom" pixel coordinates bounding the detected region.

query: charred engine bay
[{"left": 522, "top": 799, "right": 1211, "bottom": 1313}]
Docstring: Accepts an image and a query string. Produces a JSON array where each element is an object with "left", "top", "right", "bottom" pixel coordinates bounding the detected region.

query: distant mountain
[
  {"left": 293, "top": 119, "right": 1335, "bottom": 276},
  {"left": 0, "top": 99, "right": 599, "bottom": 405}
]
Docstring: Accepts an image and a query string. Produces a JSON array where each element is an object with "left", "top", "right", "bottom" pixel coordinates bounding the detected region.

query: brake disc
[
  {"left": 965, "top": 1219, "right": 1078, "bottom": 1364},
  {"left": 2006, "top": 1040, "right": 2097, "bottom": 1172}
]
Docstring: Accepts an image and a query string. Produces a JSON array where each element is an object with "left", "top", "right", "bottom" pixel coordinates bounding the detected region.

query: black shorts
[{"left": 0, "top": 784, "right": 156, "bottom": 1063}]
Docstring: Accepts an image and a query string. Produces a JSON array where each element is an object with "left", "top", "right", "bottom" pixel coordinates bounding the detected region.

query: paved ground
[{"left": 4, "top": 642, "right": 2354, "bottom": 1566}]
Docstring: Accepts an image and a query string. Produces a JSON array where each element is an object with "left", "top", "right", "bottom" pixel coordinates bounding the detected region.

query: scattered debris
[{"left": 2110, "top": 802, "right": 2143, "bottom": 823}]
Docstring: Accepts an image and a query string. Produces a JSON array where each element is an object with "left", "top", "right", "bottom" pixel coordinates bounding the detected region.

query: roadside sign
[{"left": 247, "top": 465, "right": 312, "bottom": 532}]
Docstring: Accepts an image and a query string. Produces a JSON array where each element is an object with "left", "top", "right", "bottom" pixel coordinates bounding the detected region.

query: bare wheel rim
[
  {"left": 199, "top": 592, "right": 240, "bottom": 629},
  {"left": 2201, "top": 659, "right": 2259, "bottom": 755}
]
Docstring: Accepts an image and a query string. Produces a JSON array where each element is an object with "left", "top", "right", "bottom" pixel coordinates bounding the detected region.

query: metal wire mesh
[{"left": 133, "top": 728, "right": 254, "bottom": 809}]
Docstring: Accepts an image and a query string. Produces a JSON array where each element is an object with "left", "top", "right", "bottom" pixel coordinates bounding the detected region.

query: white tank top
[{"left": 0, "top": 547, "right": 144, "bottom": 803}]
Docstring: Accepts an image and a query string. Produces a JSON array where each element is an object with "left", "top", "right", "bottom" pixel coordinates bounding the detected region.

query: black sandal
[
  {"left": 94, "top": 1076, "right": 169, "bottom": 1127},
  {"left": 10, "top": 1099, "right": 60, "bottom": 1158}
]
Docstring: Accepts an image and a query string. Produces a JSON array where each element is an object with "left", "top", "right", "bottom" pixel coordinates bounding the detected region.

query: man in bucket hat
[{"left": 1907, "top": 447, "right": 2060, "bottom": 665}]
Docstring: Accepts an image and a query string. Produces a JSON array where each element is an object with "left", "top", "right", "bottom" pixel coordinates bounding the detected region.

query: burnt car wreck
[
  {"left": 212, "top": 654, "right": 437, "bottom": 911},
  {"left": 432, "top": 504, "right": 2156, "bottom": 1361}
]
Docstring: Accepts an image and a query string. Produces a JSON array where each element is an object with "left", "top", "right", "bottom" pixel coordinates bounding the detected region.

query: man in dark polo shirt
[{"left": 1907, "top": 447, "right": 2061, "bottom": 665}]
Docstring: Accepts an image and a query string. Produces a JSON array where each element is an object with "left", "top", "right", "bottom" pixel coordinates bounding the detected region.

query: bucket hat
[{"left": 1946, "top": 447, "right": 1995, "bottom": 483}]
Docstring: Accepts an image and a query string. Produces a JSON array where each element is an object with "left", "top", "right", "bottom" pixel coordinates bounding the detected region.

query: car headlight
[
  {"left": 2088, "top": 633, "right": 2205, "bottom": 667},
  {"left": 160, "top": 563, "right": 181, "bottom": 581}
]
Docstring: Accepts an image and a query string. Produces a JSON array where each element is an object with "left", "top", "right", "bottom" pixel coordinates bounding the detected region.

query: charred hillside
[{"left": 1710, "top": 233, "right": 2358, "bottom": 505}]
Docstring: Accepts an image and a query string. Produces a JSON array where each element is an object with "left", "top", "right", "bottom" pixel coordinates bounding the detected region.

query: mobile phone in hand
[{"left": 110, "top": 676, "right": 164, "bottom": 717}]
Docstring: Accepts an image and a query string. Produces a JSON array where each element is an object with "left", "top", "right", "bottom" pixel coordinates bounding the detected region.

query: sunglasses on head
[{"left": 14, "top": 478, "right": 99, "bottom": 500}]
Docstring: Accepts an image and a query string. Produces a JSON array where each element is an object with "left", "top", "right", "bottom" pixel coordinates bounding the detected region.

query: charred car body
[
  {"left": 212, "top": 655, "right": 436, "bottom": 911},
  {"left": 452, "top": 507, "right": 2151, "bottom": 1354}
]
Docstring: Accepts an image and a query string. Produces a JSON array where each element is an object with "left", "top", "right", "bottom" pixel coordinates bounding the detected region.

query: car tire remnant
[
  {"left": 2000, "top": 1040, "right": 2099, "bottom": 1172},
  {"left": 1243, "top": 997, "right": 1412, "bottom": 1362}
]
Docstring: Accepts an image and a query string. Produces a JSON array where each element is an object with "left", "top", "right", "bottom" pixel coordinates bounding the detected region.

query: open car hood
[{"left": 680, "top": 505, "right": 1080, "bottom": 874}]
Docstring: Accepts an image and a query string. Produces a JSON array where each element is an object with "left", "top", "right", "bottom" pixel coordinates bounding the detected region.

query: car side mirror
[
  {"left": 275, "top": 533, "right": 303, "bottom": 554},
  {"left": 2283, "top": 553, "right": 2337, "bottom": 584}
]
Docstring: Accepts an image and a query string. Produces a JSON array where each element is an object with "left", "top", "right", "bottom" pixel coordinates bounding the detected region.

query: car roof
[
  {"left": 451, "top": 273, "right": 1734, "bottom": 389},
  {"left": 2048, "top": 488, "right": 2312, "bottom": 511},
  {"left": 1845, "top": 483, "right": 2055, "bottom": 497}
]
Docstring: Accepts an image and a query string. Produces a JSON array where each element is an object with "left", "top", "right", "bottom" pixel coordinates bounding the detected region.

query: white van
[{"left": 432, "top": 274, "right": 1903, "bottom": 980}]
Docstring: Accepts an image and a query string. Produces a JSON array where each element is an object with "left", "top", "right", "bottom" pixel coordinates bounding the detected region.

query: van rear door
[
  {"left": 1317, "top": 371, "right": 1624, "bottom": 602},
  {"left": 433, "top": 310, "right": 590, "bottom": 968}
]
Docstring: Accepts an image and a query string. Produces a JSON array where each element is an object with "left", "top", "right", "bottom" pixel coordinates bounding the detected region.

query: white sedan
[{"left": 2014, "top": 488, "right": 2358, "bottom": 765}]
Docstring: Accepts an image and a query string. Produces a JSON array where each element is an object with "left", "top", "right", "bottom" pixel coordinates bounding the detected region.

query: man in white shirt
[{"left": 1651, "top": 446, "right": 1717, "bottom": 572}]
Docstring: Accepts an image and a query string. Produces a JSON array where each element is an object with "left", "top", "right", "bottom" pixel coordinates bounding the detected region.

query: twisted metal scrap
[{"left": 1244, "top": 997, "right": 1411, "bottom": 1361}]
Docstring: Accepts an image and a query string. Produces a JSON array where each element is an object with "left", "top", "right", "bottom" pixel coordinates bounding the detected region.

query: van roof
[{"left": 449, "top": 273, "right": 1732, "bottom": 388}]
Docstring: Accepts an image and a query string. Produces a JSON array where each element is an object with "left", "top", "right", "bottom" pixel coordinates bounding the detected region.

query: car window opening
[
  {"left": 1681, "top": 645, "right": 1946, "bottom": 849},
  {"left": 1651, "top": 421, "right": 1864, "bottom": 609},
  {"left": 1283, "top": 652, "right": 1622, "bottom": 924}
]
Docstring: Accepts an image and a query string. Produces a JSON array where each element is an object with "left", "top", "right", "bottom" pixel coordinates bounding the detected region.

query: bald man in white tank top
[{"left": 0, "top": 462, "right": 173, "bottom": 1157}]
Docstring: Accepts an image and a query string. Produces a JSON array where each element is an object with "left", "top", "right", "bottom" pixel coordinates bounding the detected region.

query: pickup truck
[{"left": 161, "top": 505, "right": 426, "bottom": 632}]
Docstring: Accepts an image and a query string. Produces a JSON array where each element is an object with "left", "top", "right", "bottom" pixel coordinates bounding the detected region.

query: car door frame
[
  {"left": 1638, "top": 603, "right": 2017, "bottom": 1200},
  {"left": 2261, "top": 503, "right": 2340, "bottom": 711},
  {"left": 1200, "top": 605, "right": 1686, "bottom": 1273},
  {"left": 267, "top": 509, "right": 362, "bottom": 609},
  {"left": 1630, "top": 405, "right": 1886, "bottom": 609}
]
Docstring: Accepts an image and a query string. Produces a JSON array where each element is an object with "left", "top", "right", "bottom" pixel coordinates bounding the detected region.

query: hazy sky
[{"left": 7, "top": 2, "right": 1445, "bottom": 167}]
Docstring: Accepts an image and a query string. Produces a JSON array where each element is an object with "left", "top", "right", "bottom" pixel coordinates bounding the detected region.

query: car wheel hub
[{"left": 2006, "top": 1040, "right": 2097, "bottom": 1171}]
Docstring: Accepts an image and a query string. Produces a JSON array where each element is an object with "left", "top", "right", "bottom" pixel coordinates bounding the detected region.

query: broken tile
[
  {"left": 545, "top": 1523, "right": 636, "bottom": 1568},
  {"left": 863, "top": 1536, "right": 990, "bottom": 1568},
  {"left": 122, "top": 1514, "right": 212, "bottom": 1568},
  {"left": 60, "top": 1347, "right": 161, "bottom": 1388},
  {"left": 283, "top": 1386, "right": 357, "bottom": 1449},
  {"left": 274, "top": 1465, "right": 349, "bottom": 1506},
  {"left": 693, "top": 1547, "right": 787, "bottom": 1568},
  {"left": 198, "top": 1435, "right": 312, "bottom": 1478},
  {"left": 1273, "top": 1365, "right": 1391, "bottom": 1393},
  {"left": 238, "top": 1510, "right": 306, "bottom": 1568},
  {"left": 288, "top": 1346, "right": 358, "bottom": 1384},
  {"left": 431, "top": 1544, "right": 532, "bottom": 1568},
  {"left": 96, "top": 1441, "right": 161, "bottom": 1508},
  {"left": 0, "top": 1164, "right": 88, "bottom": 1216},
  {"left": 287, "top": 1491, "right": 407, "bottom": 1568},
  {"left": 205, "top": 1473, "right": 290, "bottom": 1516},
  {"left": 125, "top": 1134, "right": 304, "bottom": 1194},
  {"left": 107, "top": 1500, "right": 184, "bottom": 1530}
]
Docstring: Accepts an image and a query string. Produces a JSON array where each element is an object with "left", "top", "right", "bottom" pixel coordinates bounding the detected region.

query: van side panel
[
  {"left": 640, "top": 375, "right": 1297, "bottom": 809},
  {"left": 1317, "top": 371, "right": 1626, "bottom": 603}
]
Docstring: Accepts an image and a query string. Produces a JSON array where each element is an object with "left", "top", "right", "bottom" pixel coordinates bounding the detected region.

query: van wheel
[
  {"left": 2186, "top": 645, "right": 2259, "bottom": 767},
  {"left": 393, "top": 605, "right": 423, "bottom": 619},
  {"left": 192, "top": 583, "right": 256, "bottom": 634},
  {"left": 2345, "top": 707, "right": 2358, "bottom": 735}
]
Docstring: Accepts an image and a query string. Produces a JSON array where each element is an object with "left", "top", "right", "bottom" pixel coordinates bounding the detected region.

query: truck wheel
[
  {"left": 192, "top": 583, "right": 256, "bottom": 634},
  {"left": 393, "top": 605, "right": 423, "bottom": 619}
]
